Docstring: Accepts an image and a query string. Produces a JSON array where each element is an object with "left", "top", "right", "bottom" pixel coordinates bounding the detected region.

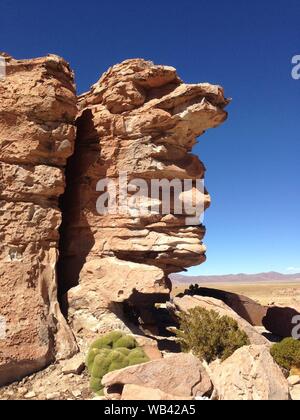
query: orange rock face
[
  {"left": 59, "top": 59, "right": 229, "bottom": 326},
  {"left": 0, "top": 54, "right": 78, "bottom": 386}
]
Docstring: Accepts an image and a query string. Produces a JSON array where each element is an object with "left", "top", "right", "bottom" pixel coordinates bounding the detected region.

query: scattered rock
[
  {"left": 288, "top": 375, "right": 300, "bottom": 386},
  {"left": 211, "top": 345, "right": 289, "bottom": 400},
  {"left": 72, "top": 390, "right": 82, "bottom": 398},
  {"left": 24, "top": 391, "right": 36, "bottom": 399},
  {"left": 5, "top": 390, "right": 15, "bottom": 397},
  {"left": 290, "top": 384, "right": 300, "bottom": 400},
  {"left": 62, "top": 354, "right": 85, "bottom": 375},
  {"left": 46, "top": 392, "right": 60, "bottom": 400},
  {"left": 102, "top": 353, "right": 212, "bottom": 399},
  {"left": 17, "top": 387, "right": 27, "bottom": 395}
]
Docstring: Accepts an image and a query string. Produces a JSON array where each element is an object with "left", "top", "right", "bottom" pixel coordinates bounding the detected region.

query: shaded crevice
[
  {"left": 56, "top": 110, "right": 98, "bottom": 306},
  {"left": 122, "top": 297, "right": 177, "bottom": 336},
  {"left": 112, "top": 301, "right": 181, "bottom": 352}
]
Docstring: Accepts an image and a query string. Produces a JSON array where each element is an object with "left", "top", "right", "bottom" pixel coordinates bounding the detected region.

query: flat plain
[{"left": 173, "top": 282, "right": 300, "bottom": 309}]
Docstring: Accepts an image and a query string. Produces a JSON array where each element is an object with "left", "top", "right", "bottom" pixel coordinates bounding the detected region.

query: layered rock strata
[
  {"left": 0, "top": 54, "right": 78, "bottom": 386},
  {"left": 59, "top": 59, "right": 229, "bottom": 332},
  {"left": 0, "top": 56, "right": 229, "bottom": 385}
]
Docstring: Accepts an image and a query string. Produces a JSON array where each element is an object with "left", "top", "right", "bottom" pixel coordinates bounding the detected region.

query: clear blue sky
[{"left": 1, "top": 0, "right": 299, "bottom": 275}]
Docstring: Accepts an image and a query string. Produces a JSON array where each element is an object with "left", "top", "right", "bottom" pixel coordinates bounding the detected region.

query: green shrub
[
  {"left": 184, "top": 284, "right": 201, "bottom": 296},
  {"left": 271, "top": 338, "right": 300, "bottom": 371},
  {"left": 86, "top": 331, "right": 149, "bottom": 395},
  {"left": 175, "top": 307, "right": 250, "bottom": 363},
  {"left": 113, "top": 335, "right": 137, "bottom": 350},
  {"left": 127, "top": 347, "right": 149, "bottom": 366}
]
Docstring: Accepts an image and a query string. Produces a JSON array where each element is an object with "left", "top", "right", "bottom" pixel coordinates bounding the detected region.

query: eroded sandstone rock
[
  {"left": 102, "top": 353, "right": 212, "bottom": 399},
  {"left": 211, "top": 345, "right": 289, "bottom": 401},
  {"left": 0, "top": 54, "right": 78, "bottom": 386},
  {"left": 59, "top": 59, "right": 229, "bottom": 333},
  {"left": 121, "top": 384, "right": 192, "bottom": 401},
  {"left": 181, "top": 287, "right": 268, "bottom": 326},
  {"left": 0, "top": 57, "right": 229, "bottom": 386}
]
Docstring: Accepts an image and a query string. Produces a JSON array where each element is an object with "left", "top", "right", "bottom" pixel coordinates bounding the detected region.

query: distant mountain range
[{"left": 170, "top": 271, "right": 300, "bottom": 285}]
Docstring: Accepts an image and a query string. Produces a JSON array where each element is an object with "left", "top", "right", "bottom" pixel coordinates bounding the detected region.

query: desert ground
[{"left": 173, "top": 282, "right": 300, "bottom": 310}]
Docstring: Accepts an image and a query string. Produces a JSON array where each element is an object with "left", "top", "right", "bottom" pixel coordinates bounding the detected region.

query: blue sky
[{"left": 1, "top": 0, "right": 299, "bottom": 275}]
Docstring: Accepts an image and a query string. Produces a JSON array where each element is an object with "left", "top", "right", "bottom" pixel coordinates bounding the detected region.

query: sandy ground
[{"left": 173, "top": 282, "right": 300, "bottom": 309}]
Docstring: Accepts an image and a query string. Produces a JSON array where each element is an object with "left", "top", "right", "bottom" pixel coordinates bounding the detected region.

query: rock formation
[
  {"left": 59, "top": 59, "right": 229, "bottom": 335},
  {"left": 120, "top": 384, "right": 193, "bottom": 401},
  {"left": 211, "top": 345, "right": 289, "bottom": 400},
  {"left": 1, "top": 55, "right": 295, "bottom": 402},
  {"left": 102, "top": 353, "right": 212, "bottom": 400},
  {"left": 179, "top": 286, "right": 268, "bottom": 326},
  {"left": 0, "top": 54, "right": 78, "bottom": 386},
  {"left": 0, "top": 56, "right": 229, "bottom": 387}
]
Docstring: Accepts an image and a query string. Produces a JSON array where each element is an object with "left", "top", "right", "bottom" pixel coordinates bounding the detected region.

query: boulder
[
  {"left": 102, "top": 353, "right": 212, "bottom": 399},
  {"left": 121, "top": 384, "right": 192, "bottom": 400},
  {"left": 173, "top": 295, "right": 270, "bottom": 346},
  {"left": 186, "top": 287, "right": 267, "bottom": 326},
  {"left": 211, "top": 345, "right": 289, "bottom": 400}
]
